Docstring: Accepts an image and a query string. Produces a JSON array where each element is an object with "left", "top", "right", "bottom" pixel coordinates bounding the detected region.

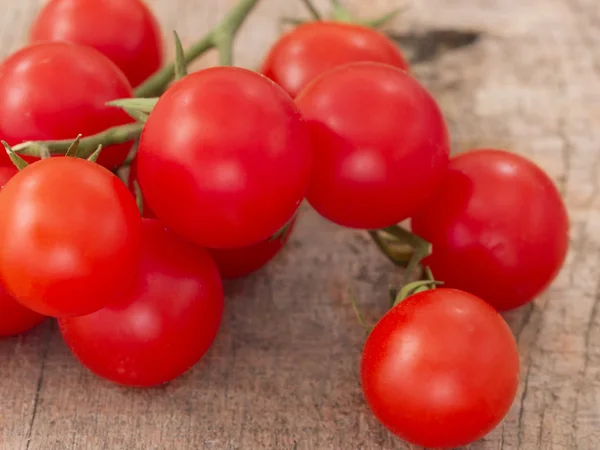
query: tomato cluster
[{"left": 0, "top": 1, "right": 569, "bottom": 448}]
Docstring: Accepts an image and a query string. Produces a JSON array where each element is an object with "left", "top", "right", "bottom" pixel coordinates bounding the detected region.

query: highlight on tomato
[
  {"left": 29, "top": 0, "right": 163, "bottom": 88},
  {"left": 59, "top": 219, "right": 224, "bottom": 387},
  {"left": 0, "top": 42, "right": 135, "bottom": 170},
  {"left": 208, "top": 218, "right": 297, "bottom": 280},
  {"left": 411, "top": 148, "right": 570, "bottom": 311},
  {"left": 0, "top": 157, "right": 142, "bottom": 318},
  {"left": 261, "top": 21, "right": 409, "bottom": 98},
  {"left": 295, "top": 61, "right": 450, "bottom": 229},
  {"left": 137, "top": 67, "right": 312, "bottom": 249},
  {"left": 361, "top": 287, "right": 520, "bottom": 449}
]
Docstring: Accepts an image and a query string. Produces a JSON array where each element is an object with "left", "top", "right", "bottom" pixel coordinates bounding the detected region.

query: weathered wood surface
[{"left": 0, "top": 0, "right": 598, "bottom": 448}]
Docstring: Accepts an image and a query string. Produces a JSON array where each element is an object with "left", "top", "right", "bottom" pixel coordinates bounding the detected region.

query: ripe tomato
[
  {"left": 361, "top": 288, "right": 519, "bottom": 448},
  {"left": 0, "top": 42, "right": 134, "bottom": 170},
  {"left": 208, "top": 218, "right": 296, "bottom": 279},
  {"left": 295, "top": 62, "right": 449, "bottom": 229},
  {"left": 59, "top": 219, "right": 224, "bottom": 387},
  {"left": 137, "top": 67, "right": 312, "bottom": 249},
  {"left": 127, "top": 154, "right": 156, "bottom": 219},
  {"left": 411, "top": 149, "right": 569, "bottom": 311},
  {"left": 261, "top": 22, "right": 409, "bottom": 98},
  {"left": 0, "top": 284, "right": 46, "bottom": 338},
  {"left": 0, "top": 166, "right": 46, "bottom": 337},
  {"left": 0, "top": 157, "right": 142, "bottom": 317},
  {"left": 29, "top": 0, "right": 163, "bottom": 88}
]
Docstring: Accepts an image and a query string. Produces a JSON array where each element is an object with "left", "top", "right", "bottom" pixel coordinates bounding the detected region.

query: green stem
[
  {"left": 300, "top": 0, "right": 322, "bottom": 20},
  {"left": 12, "top": 123, "right": 144, "bottom": 159},
  {"left": 216, "top": 33, "right": 235, "bottom": 66},
  {"left": 134, "top": 0, "right": 261, "bottom": 97}
]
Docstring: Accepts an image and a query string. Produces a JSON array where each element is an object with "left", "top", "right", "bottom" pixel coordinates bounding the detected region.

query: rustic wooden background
[{"left": 0, "top": 0, "right": 598, "bottom": 449}]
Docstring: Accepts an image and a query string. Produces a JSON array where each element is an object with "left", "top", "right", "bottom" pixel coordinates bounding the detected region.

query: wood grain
[{"left": 0, "top": 0, "right": 598, "bottom": 448}]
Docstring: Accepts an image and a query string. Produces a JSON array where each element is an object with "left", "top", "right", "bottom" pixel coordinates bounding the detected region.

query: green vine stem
[
  {"left": 12, "top": 123, "right": 144, "bottom": 159},
  {"left": 300, "top": 0, "right": 322, "bottom": 20},
  {"left": 135, "top": 0, "right": 261, "bottom": 97}
]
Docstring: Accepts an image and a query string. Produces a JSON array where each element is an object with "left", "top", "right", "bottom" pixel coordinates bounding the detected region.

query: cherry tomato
[
  {"left": 208, "top": 218, "right": 296, "bottom": 279},
  {"left": 261, "top": 22, "right": 409, "bottom": 98},
  {"left": 411, "top": 149, "right": 569, "bottom": 311},
  {"left": 127, "top": 154, "right": 156, "bottom": 219},
  {"left": 29, "top": 0, "right": 163, "bottom": 88},
  {"left": 59, "top": 219, "right": 224, "bottom": 387},
  {"left": 361, "top": 288, "right": 519, "bottom": 448},
  {"left": 0, "top": 166, "right": 46, "bottom": 337},
  {"left": 0, "top": 157, "right": 142, "bottom": 317},
  {"left": 0, "top": 42, "right": 135, "bottom": 170},
  {"left": 137, "top": 67, "right": 312, "bottom": 249},
  {"left": 295, "top": 62, "right": 449, "bottom": 229}
]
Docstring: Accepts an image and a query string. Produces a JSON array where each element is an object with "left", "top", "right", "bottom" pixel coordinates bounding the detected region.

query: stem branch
[
  {"left": 12, "top": 123, "right": 144, "bottom": 159},
  {"left": 135, "top": 0, "right": 261, "bottom": 97}
]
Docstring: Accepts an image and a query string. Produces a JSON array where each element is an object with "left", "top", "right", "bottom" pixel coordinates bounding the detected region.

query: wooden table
[{"left": 1, "top": 0, "right": 598, "bottom": 449}]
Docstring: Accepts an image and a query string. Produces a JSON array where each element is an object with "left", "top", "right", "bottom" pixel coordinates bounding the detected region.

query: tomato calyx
[
  {"left": 2, "top": 141, "right": 29, "bottom": 170},
  {"left": 392, "top": 270, "right": 443, "bottom": 307}
]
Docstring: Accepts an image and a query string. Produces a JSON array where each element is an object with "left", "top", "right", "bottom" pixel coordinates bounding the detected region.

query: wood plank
[{"left": 0, "top": 0, "right": 598, "bottom": 448}]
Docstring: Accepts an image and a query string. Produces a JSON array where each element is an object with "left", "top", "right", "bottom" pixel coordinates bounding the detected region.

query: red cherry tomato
[
  {"left": 29, "top": 0, "right": 163, "bottom": 88},
  {"left": 411, "top": 149, "right": 569, "bottom": 311},
  {"left": 127, "top": 154, "right": 155, "bottom": 219},
  {"left": 59, "top": 219, "right": 224, "bottom": 387},
  {"left": 137, "top": 67, "right": 312, "bottom": 249},
  {"left": 0, "top": 42, "right": 134, "bottom": 170},
  {"left": 0, "top": 166, "right": 46, "bottom": 337},
  {"left": 295, "top": 62, "right": 449, "bottom": 229},
  {"left": 261, "top": 22, "right": 409, "bottom": 98},
  {"left": 208, "top": 218, "right": 296, "bottom": 279},
  {"left": 361, "top": 288, "right": 519, "bottom": 448},
  {"left": 0, "top": 157, "right": 142, "bottom": 317}
]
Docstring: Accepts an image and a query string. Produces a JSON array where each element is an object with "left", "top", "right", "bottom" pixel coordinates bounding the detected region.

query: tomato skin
[
  {"left": 208, "top": 218, "right": 296, "bottom": 279},
  {"left": 29, "top": 0, "right": 163, "bottom": 88},
  {"left": 127, "top": 154, "right": 156, "bottom": 219},
  {"left": 0, "top": 42, "right": 134, "bottom": 170},
  {"left": 295, "top": 62, "right": 449, "bottom": 229},
  {"left": 261, "top": 22, "right": 409, "bottom": 98},
  {"left": 411, "top": 149, "right": 569, "bottom": 311},
  {"left": 0, "top": 157, "right": 142, "bottom": 318},
  {"left": 0, "top": 166, "right": 17, "bottom": 188},
  {"left": 361, "top": 288, "right": 519, "bottom": 448},
  {"left": 137, "top": 67, "right": 312, "bottom": 249},
  {"left": 59, "top": 219, "right": 224, "bottom": 387}
]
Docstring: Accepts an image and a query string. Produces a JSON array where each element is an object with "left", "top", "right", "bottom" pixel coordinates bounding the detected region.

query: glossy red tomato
[
  {"left": 0, "top": 166, "right": 46, "bottom": 337},
  {"left": 59, "top": 219, "right": 224, "bottom": 387},
  {"left": 0, "top": 42, "right": 134, "bottom": 170},
  {"left": 295, "top": 62, "right": 449, "bottom": 229},
  {"left": 261, "top": 22, "right": 409, "bottom": 98},
  {"left": 361, "top": 288, "right": 519, "bottom": 448},
  {"left": 137, "top": 67, "right": 312, "bottom": 249},
  {"left": 127, "top": 154, "right": 156, "bottom": 219},
  {"left": 0, "top": 157, "right": 142, "bottom": 317},
  {"left": 208, "top": 218, "right": 296, "bottom": 279},
  {"left": 30, "top": 0, "right": 163, "bottom": 88},
  {"left": 411, "top": 149, "right": 569, "bottom": 311}
]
